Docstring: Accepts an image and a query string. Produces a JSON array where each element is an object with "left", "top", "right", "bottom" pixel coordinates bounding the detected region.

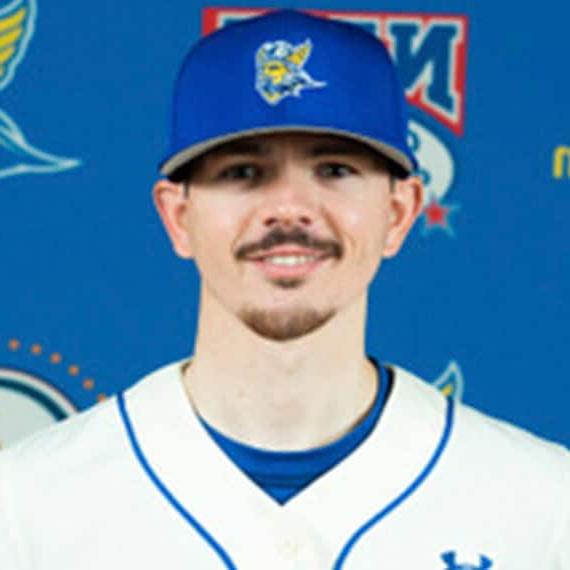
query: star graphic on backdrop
[{"left": 421, "top": 198, "right": 459, "bottom": 236}]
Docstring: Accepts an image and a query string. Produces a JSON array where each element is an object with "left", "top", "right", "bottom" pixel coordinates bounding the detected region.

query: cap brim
[{"left": 160, "top": 126, "right": 415, "bottom": 179}]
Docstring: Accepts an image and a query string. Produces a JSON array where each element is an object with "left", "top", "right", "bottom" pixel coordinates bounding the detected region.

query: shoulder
[
  {"left": 390, "top": 364, "right": 569, "bottom": 557},
  {"left": 449, "top": 394, "right": 570, "bottom": 520},
  {"left": 390, "top": 364, "right": 569, "bottom": 469},
  {"left": 0, "top": 360, "right": 188, "bottom": 567},
  {"left": 454, "top": 396, "right": 569, "bottom": 471},
  {"left": 0, "top": 360, "right": 183, "bottom": 466},
  {"left": 0, "top": 360, "right": 184, "bottom": 501},
  {"left": 0, "top": 395, "right": 121, "bottom": 569},
  {"left": 0, "top": 393, "right": 122, "bottom": 492},
  {"left": 390, "top": 363, "right": 569, "bottom": 499}
]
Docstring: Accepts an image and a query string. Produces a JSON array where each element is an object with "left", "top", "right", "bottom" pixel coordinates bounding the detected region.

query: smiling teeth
[{"left": 265, "top": 255, "right": 318, "bottom": 266}]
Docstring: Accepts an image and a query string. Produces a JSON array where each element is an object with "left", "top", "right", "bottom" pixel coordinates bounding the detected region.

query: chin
[{"left": 238, "top": 306, "right": 336, "bottom": 342}]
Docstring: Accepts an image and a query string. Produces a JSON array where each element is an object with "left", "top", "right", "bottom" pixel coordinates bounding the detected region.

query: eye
[
  {"left": 218, "top": 163, "right": 262, "bottom": 183},
  {"left": 316, "top": 162, "right": 357, "bottom": 179}
]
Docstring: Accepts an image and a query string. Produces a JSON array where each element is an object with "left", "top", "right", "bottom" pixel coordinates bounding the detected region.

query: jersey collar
[{"left": 119, "top": 360, "right": 452, "bottom": 567}]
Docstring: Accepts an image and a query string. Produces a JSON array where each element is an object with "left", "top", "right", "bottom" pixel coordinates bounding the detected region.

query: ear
[
  {"left": 383, "top": 176, "right": 424, "bottom": 258},
  {"left": 152, "top": 179, "right": 194, "bottom": 259}
]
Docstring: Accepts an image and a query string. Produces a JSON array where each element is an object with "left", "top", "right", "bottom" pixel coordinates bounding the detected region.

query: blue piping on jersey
[
  {"left": 333, "top": 397, "right": 455, "bottom": 569},
  {"left": 117, "top": 392, "right": 238, "bottom": 570}
]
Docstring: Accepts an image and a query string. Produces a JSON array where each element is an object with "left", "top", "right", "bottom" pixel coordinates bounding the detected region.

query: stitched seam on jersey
[
  {"left": 117, "top": 392, "right": 238, "bottom": 570},
  {"left": 332, "top": 397, "right": 455, "bottom": 569},
  {"left": 0, "top": 455, "right": 27, "bottom": 569}
]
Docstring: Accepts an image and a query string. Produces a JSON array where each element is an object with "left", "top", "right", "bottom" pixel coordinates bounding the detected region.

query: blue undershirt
[{"left": 200, "top": 358, "right": 391, "bottom": 504}]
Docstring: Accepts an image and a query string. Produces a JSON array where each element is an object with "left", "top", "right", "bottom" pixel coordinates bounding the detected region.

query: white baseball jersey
[{"left": 0, "top": 361, "right": 568, "bottom": 569}]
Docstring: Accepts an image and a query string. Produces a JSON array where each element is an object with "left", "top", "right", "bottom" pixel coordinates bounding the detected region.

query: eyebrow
[
  {"left": 198, "top": 137, "right": 391, "bottom": 176},
  {"left": 183, "top": 137, "right": 394, "bottom": 184},
  {"left": 307, "top": 141, "right": 393, "bottom": 176}
]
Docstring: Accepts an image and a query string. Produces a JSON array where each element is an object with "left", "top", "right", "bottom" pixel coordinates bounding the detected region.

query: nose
[{"left": 258, "top": 167, "right": 319, "bottom": 229}]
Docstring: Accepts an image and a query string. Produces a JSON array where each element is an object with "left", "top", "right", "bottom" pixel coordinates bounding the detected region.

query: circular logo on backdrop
[
  {"left": 0, "top": 338, "right": 107, "bottom": 448},
  {"left": 0, "top": 367, "right": 76, "bottom": 448}
]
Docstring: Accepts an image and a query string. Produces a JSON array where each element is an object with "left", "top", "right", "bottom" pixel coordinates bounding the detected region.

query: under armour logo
[{"left": 441, "top": 550, "right": 493, "bottom": 569}]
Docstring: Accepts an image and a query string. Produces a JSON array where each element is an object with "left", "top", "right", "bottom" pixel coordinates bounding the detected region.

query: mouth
[{"left": 245, "top": 248, "right": 334, "bottom": 280}]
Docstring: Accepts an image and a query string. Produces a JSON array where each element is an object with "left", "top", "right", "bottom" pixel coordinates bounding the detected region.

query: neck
[{"left": 181, "top": 291, "right": 378, "bottom": 451}]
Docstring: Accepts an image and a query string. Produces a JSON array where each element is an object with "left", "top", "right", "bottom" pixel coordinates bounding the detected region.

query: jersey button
[{"left": 280, "top": 538, "right": 300, "bottom": 557}]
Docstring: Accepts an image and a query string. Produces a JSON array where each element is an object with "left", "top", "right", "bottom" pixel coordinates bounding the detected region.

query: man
[{"left": 0, "top": 10, "right": 568, "bottom": 569}]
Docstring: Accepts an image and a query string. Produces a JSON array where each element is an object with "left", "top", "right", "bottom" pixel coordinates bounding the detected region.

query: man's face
[{"left": 154, "top": 133, "right": 422, "bottom": 341}]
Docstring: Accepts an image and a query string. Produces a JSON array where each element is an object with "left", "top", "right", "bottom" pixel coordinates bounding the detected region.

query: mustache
[{"left": 235, "top": 227, "right": 343, "bottom": 260}]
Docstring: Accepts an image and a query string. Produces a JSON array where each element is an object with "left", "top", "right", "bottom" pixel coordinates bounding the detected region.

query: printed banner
[{"left": 0, "top": 1, "right": 567, "bottom": 448}]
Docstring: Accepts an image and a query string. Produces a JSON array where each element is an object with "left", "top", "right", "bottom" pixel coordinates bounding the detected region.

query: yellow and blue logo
[
  {"left": 0, "top": 0, "right": 34, "bottom": 90},
  {"left": 0, "top": 0, "right": 80, "bottom": 179},
  {"left": 255, "top": 39, "right": 326, "bottom": 105},
  {"left": 431, "top": 360, "right": 464, "bottom": 400}
]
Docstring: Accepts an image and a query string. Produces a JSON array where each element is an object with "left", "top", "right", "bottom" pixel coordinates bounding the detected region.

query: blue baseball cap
[{"left": 160, "top": 9, "right": 417, "bottom": 179}]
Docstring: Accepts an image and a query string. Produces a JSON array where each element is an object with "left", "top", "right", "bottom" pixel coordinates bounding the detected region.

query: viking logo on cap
[{"left": 255, "top": 39, "right": 326, "bottom": 105}]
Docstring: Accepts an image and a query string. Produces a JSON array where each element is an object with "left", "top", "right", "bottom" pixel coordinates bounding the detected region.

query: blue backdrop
[{"left": 0, "top": 0, "right": 568, "bottom": 448}]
